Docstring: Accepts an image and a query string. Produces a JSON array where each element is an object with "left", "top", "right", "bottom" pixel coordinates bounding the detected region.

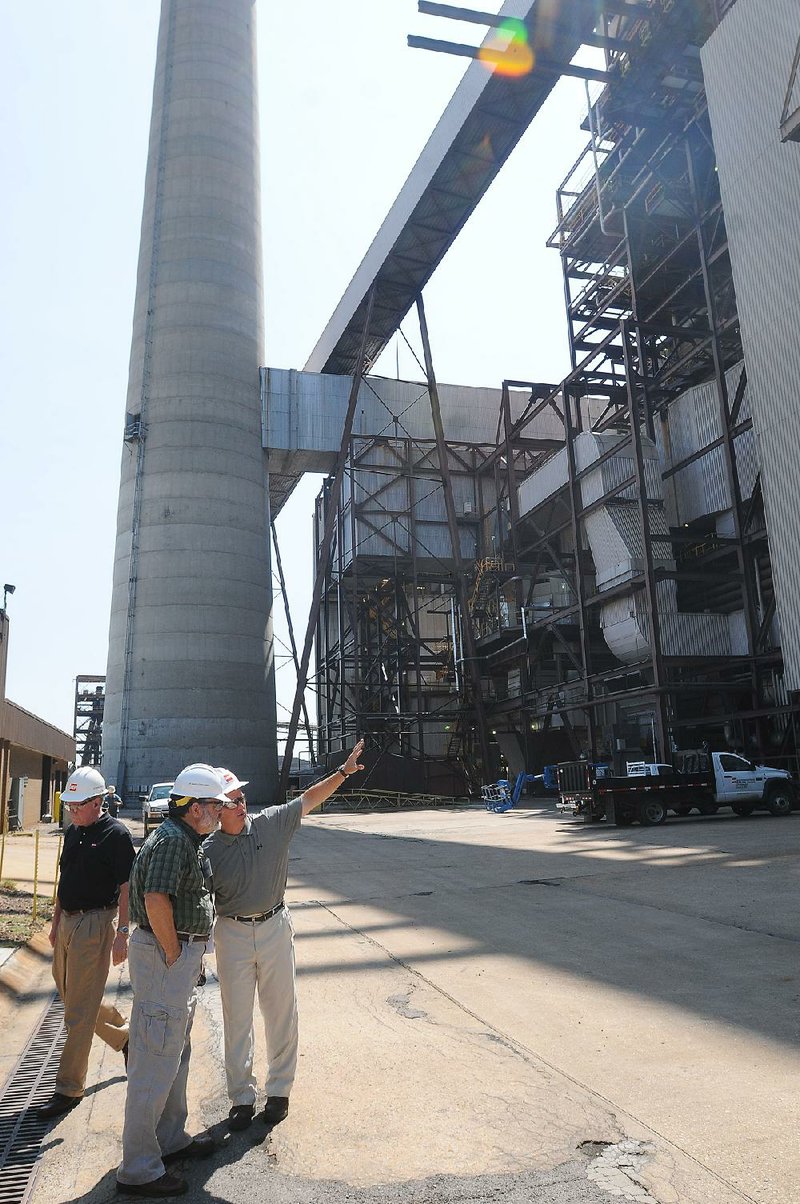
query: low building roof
[{"left": 1, "top": 700, "right": 74, "bottom": 764}]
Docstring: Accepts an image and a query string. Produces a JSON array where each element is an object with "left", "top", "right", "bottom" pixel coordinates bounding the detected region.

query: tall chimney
[{"left": 103, "top": 0, "right": 277, "bottom": 800}]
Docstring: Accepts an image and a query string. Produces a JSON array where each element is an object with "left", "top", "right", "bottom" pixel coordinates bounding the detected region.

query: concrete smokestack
[{"left": 103, "top": 0, "right": 277, "bottom": 800}]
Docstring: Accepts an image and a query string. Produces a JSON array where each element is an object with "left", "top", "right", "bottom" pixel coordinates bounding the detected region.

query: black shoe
[
  {"left": 228, "top": 1104, "right": 255, "bottom": 1131},
  {"left": 117, "top": 1172, "right": 188, "bottom": 1197},
  {"left": 37, "top": 1092, "right": 81, "bottom": 1119},
  {"left": 122, "top": 1041, "right": 129, "bottom": 1070},
  {"left": 162, "top": 1135, "right": 216, "bottom": 1163},
  {"left": 259, "top": 1096, "right": 289, "bottom": 1126}
]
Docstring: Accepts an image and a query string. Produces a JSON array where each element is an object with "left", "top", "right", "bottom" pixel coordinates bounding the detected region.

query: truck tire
[
  {"left": 614, "top": 812, "right": 634, "bottom": 827},
  {"left": 766, "top": 786, "right": 793, "bottom": 817},
  {"left": 638, "top": 797, "right": 667, "bottom": 826},
  {"left": 731, "top": 803, "right": 755, "bottom": 817}
]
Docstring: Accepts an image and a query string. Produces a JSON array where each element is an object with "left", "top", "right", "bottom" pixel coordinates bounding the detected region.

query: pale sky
[{"left": 0, "top": 1, "right": 597, "bottom": 742}]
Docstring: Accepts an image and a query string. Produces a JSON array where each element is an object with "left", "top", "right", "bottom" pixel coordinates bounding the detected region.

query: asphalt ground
[{"left": 2, "top": 802, "right": 797, "bottom": 1204}]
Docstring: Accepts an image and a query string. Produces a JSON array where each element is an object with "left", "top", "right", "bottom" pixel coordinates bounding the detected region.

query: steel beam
[
  {"left": 279, "top": 287, "right": 376, "bottom": 798},
  {"left": 417, "top": 293, "right": 492, "bottom": 776}
]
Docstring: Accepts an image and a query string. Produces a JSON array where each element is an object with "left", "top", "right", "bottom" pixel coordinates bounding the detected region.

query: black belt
[
  {"left": 62, "top": 904, "right": 116, "bottom": 917},
  {"left": 138, "top": 924, "right": 208, "bottom": 943},
  {"left": 227, "top": 902, "right": 284, "bottom": 923}
]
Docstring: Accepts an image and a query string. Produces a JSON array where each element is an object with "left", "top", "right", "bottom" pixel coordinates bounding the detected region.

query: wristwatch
[
  {"left": 336, "top": 766, "right": 352, "bottom": 778},
  {"left": 118, "top": 925, "right": 130, "bottom": 935}
]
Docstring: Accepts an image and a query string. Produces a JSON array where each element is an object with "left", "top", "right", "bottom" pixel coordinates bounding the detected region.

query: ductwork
[{"left": 517, "top": 420, "right": 744, "bottom": 664}]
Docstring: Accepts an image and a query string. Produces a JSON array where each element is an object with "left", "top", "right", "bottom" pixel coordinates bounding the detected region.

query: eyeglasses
[
  {"left": 220, "top": 794, "right": 245, "bottom": 813},
  {"left": 195, "top": 799, "right": 224, "bottom": 810},
  {"left": 65, "top": 799, "right": 93, "bottom": 811},
  {"left": 221, "top": 793, "right": 246, "bottom": 809}
]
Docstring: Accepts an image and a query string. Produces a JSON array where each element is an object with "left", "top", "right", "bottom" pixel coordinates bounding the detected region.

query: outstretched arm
[{"left": 301, "top": 739, "right": 365, "bottom": 816}]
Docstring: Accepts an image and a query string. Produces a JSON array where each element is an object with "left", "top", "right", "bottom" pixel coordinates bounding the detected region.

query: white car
[{"left": 141, "top": 782, "right": 174, "bottom": 834}]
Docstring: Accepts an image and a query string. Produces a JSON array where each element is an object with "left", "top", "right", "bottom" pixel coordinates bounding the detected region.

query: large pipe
[{"left": 103, "top": 0, "right": 277, "bottom": 801}]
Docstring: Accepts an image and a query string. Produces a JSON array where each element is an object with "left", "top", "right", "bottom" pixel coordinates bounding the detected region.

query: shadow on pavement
[{"left": 290, "top": 813, "right": 800, "bottom": 1053}]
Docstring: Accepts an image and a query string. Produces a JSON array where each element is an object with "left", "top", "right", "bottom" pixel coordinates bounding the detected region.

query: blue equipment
[{"left": 481, "top": 771, "right": 537, "bottom": 813}]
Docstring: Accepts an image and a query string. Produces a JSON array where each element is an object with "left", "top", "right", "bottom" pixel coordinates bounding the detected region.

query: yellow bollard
[
  {"left": 32, "top": 829, "right": 40, "bottom": 924},
  {"left": 52, "top": 834, "right": 63, "bottom": 906}
]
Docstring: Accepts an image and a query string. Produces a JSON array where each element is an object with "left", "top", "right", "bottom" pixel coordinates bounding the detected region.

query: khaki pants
[
  {"left": 214, "top": 909, "right": 298, "bottom": 1105},
  {"left": 52, "top": 908, "right": 129, "bottom": 1097}
]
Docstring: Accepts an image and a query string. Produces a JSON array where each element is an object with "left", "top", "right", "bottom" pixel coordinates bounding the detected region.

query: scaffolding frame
[
  {"left": 311, "top": 430, "right": 499, "bottom": 790},
  {"left": 73, "top": 675, "right": 105, "bottom": 767},
  {"left": 471, "top": 0, "right": 797, "bottom": 772}
]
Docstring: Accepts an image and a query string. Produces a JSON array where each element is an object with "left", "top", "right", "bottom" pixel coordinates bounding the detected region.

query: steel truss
[
  {"left": 311, "top": 431, "right": 501, "bottom": 792},
  {"left": 73, "top": 675, "right": 105, "bottom": 767}
]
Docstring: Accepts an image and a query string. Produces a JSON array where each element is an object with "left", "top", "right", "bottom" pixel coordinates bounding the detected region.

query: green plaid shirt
[{"left": 129, "top": 816, "right": 213, "bottom": 936}]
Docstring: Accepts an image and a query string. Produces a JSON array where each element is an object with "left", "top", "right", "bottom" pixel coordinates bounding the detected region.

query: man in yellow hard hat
[{"left": 117, "top": 763, "right": 228, "bottom": 1199}]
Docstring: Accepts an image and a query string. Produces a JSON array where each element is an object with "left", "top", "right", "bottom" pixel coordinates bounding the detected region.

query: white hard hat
[
  {"left": 171, "top": 763, "right": 230, "bottom": 807},
  {"left": 215, "top": 767, "right": 249, "bottom": 793},
  {"left": 63, "top": 766, "right": 107, "bottom": 803}
]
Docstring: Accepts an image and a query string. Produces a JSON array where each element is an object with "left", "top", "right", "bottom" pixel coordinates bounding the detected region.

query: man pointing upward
[{"left": 204, "top": 740, "right": 365, "bottom": 1131}]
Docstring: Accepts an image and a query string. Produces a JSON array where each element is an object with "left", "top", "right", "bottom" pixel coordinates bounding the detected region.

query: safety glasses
[{"left": 220, "top": 794, "right": 246, "bottom": 809}]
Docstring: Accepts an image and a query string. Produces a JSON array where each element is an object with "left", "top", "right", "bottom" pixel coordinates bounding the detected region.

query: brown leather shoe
[
  {"left": 37, "top": 1092, "right": 81, "bottom": 1119},
  {"left": 116, "top": 1172, "right": 188, "bottom": 1197},
  {"left": 162, "top": 1135, "right": 215, "bottom": 1163}
]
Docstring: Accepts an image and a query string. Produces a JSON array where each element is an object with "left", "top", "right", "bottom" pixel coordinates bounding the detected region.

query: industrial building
[
  {"left": 283, "top": 0, "right": 800, "bottom": 792},
  {"left": 108, "top": 0, "right": 800, "bottom": 800},
  {"left": 0, "top": 611, "right": 74, "bottom": 829}
]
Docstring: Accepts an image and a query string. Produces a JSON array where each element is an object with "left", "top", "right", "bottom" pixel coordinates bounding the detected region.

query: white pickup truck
[
  {"left": 671, "top": 751, "right": 795, "bottom": 818},
  {"left": 558, "top": 750, "right": 796, "bottom": 825}
]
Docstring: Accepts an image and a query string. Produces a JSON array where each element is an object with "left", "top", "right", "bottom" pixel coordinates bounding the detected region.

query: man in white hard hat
[
  {"left": 204, "top": 740, "right": 365, "bottom": 1133},
  {"left": 104, "top": 784, "right": 122, "bottom": 818},
  {"left": 116, "top": 764, "right": 227, "bottom": 1199},
  {"left": 38, "top": 765, "right": 135, "bottom": 1120}
]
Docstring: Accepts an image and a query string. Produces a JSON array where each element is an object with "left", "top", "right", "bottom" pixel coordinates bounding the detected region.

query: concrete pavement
[{"left": 5, "top": 803, "right": 796, "bottom": 1203}]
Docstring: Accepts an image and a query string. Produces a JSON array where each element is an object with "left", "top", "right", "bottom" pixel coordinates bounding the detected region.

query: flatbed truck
[{"left": 557, "top": 751, "right": 797, "bottom": 826}]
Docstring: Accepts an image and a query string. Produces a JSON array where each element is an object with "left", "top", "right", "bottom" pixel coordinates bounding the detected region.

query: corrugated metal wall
[
  {"left": 336, "top": 437, "right": 482, "bottom": 565},
  {"left": 703, "top": 0, "right": 800, "bottom": 687},
  {"left": 265, "top": 369, "right": 546, "bottom": 466},
  {"left": 656, "top": 362, "right": 759, "bottom": 526}
]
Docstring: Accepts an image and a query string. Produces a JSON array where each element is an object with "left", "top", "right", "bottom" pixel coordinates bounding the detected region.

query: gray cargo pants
[{"left": 117, "top": 927, "right": 207, "bottom": 1186}]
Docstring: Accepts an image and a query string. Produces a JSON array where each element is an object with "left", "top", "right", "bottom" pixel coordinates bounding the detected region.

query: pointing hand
[{"left": 342, "top": 739, "right": 365, "bottom": 775}]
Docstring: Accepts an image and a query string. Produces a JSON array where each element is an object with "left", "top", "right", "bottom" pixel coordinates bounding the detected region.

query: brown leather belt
[{"left": 227, "top": 901, "right": 284, "bottom": 923}]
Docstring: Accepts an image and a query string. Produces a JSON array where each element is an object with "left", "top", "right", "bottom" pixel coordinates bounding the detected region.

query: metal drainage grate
[{"left": 0, "top": 992, "right": 65, "bottom": 1204}]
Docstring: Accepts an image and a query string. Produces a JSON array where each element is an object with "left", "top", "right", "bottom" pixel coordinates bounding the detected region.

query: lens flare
[{"left": 478, "top": 18, "right": 535, "bottom": 78}]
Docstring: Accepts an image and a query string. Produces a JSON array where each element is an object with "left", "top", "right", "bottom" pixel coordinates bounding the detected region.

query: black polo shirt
[{"left": 57, "top": 814, "right": 136, "bottom": 912}]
